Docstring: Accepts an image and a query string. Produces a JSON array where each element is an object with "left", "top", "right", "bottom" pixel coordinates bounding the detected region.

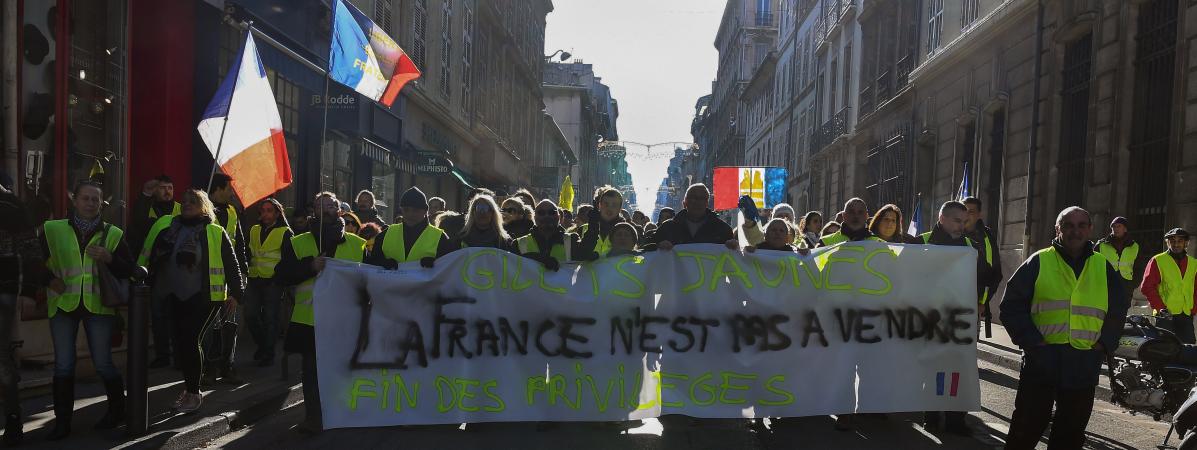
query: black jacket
[
  {"left": 516, "top": 225, "right": 600, "bottom": 263},
  {"left": 129, "top": 193, "right": 177, "bottom": 253},
  {"left": 144, "top": 216, "right": 245, "bottom": 300},
  {"left": 923, "top": 224, "right": 986, "bottom": 301},
  {"left": 644, "top": 209, "right": 733, "bottom": 250},
  {"left": 363, "top": 220, "right": 457, "bottom": 269},
  {"left": 504, "top": 218, "right": 535, "bottom": 240},
  {"left": 0, "top": 191, "right": 42, "bottom": 296},
  {"left": 755, "top": 242, "right": 798, "bottom": 252},
  {"left": 215, "top": 202, "right": 249, "bottom": 278},
  {"left": 354, "top": 207, "right": 385, "bottom": 226},
  {"left": 965, "top": 219, "right": 1004, "bottom": 298},
  {"left": 999, "top": 239, "right": 1129, "bottom": 388}
]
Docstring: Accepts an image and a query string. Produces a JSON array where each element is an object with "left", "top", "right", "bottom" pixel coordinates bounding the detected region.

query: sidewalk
[
  {"left": 976, "top": 322, "right": 1115, "bottom": 402},
  {"left": 9, "top": 335, "right": 303, "bottom": 450}
]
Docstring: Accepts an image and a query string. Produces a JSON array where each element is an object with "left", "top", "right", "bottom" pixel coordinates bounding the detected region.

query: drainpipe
[
  {"left": 1021, "top": 0, "right": 1045, "bottom": 258},
  {"left": 2, "top": 0, "right": 18, "bottom": 190}
]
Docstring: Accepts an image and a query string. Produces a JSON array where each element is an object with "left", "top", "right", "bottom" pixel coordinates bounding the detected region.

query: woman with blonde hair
[
  {"left": 459, "top": 194, "right": 514, "bottom": 251},
  {"left": 140, "top": 188, "right": 243, "bottom": 414}
]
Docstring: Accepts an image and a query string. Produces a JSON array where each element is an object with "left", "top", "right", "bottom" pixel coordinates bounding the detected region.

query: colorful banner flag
[
  {"left": 956, "top": 162, "right": 971, "bottom": 201},
  {"left": 712, "top": 166, "right": 787, "bottom": 210},
  {"left": 197, "top": 33, "right": 292, "bottom": 206},
  {"left": 558, "top": 175, "right": 575, "bottom": 212},
  {"left": 328, "top": 0, "right": 421, "bottom": 107}
]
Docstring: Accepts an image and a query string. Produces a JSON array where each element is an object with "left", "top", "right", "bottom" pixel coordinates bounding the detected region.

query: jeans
[
  {"left": 244, "top": 279, "right": 283, "bottom": 359},
  {"left": 0, "top": 295, "right": 20, "bottom": 415},
  {"left": 49, "top": 312, "right": 121, "bottom": 381},
  {"left": 302, "top": 350, "right": 321, "bottom": 425},
  {"left": 151, "top": 293, "right": 174, "bottom": 360}
]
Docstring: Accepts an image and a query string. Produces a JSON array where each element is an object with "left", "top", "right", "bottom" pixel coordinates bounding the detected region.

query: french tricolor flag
[
  {"left": 196, "top": 33, "right": 292, "bottom": 206},
  {"left": 328, "top": 0, "right": 420, "bottom": 107}
]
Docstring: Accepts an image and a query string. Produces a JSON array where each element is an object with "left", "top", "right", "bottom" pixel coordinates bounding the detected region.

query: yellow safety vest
[
  {"left": 1153, "top": 252, "right": 1197, "bottom": 315},
  {"left": 148, "top": 202, "right": 181, "bottom": 220},
  {"left": 138, "top": 216, "right": 229, "bottom": 302},
  {"left": 291, "top": 232, "right": 365, "bottom": 326},
  {"left": 1097, "top": 241, "right": 1140, "bottom": 281},
  {"left": 1030, "top": 247, "right": 1109, "bottom": 350},
  {"left": 579, "top": 223, "right": 612, "bottom": 257},
  {"left": 380, "top": 224, "right": 444, "bottom": 263},
  {"left": 516, "top": 232, "right": 574, "bottom": 264},
  {"left": 222, "top": 204, "right": 239, "bottom": 245},
  {"left": 248, "top": 224, "right": 288, "bottom": 278},
  {"left": 821, "top": 230, "right": 882, "bottom": 247},
  {"left": 43, "top": 220, "right": 124, "bottom": 317}
]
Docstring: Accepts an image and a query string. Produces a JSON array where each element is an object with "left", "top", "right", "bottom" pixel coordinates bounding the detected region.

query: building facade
[
  {"left": 543, "top": 61, "right": 625, "bottom": 202},
  {"left": 709, "top": 0, "right": 782, "bottom": 173}
]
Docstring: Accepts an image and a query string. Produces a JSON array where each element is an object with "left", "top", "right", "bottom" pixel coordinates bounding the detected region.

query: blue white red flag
[
  {"left": 328, "top": 0, "right": 420, "bottom": 106},
  {"left": 197, "top": 33, "right": 291, "bottom": 206}
]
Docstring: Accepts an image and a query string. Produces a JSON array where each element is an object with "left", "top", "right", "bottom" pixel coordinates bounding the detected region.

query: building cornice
[{"left": 908, "top": 0, "right": 1036, "bottom": 85}]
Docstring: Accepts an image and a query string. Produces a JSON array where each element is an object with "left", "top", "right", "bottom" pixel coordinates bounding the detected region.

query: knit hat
[
  {"left": 1110, "top": 216, "right": 1128, "bottom": 227},
  {"left": 399, "top": 187, "right": 428, "bottom": 209}
]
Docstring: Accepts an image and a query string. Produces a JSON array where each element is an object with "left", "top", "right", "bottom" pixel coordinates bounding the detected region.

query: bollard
[{"left": 126, "top": 266, "right": 150, "bottom": 436}]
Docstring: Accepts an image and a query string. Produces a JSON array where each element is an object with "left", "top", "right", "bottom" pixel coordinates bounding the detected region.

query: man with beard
[
  {"left": 364, "top": 187, "right": 457, "bottom": 269},
  {"left": 130, "top": 175, "right": 180, "bottom": 253},
  {"left": 275, "top": 192, "right": 366, "bottom": 434}
]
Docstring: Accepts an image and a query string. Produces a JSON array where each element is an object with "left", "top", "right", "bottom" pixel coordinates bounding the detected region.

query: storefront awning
[{"left": 451, "top": 168, "right": 478, "bottom": 190}]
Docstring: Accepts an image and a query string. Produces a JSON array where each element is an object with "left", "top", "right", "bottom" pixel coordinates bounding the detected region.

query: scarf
[{"left": 71, "top": 214, "right": 102, "bottom": 240}]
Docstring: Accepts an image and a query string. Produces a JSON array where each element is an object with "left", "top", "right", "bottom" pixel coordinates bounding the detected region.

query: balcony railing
[
  {"left": 815, "top": 0, "right": 856, "bottom": 46},
  {"left": 753, "top": 11, "right": 776, "bottom": 27},
  {"left": 896, "top": 53, "right": 914, "bottom": 90},
  {"left": 876, "top": 69, "right": 893, "bottom": 103},
  {"left": 859, "top": 84, "right": 875, "bottom": 117},
  {"left": 813, "top": 107, "right": 851, "bottom": 152}
]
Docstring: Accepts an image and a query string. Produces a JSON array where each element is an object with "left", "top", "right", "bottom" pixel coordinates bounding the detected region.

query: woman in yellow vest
[
  {"left": 141, "top": 189, "right": 243, "bottom": 414},
  {"left": 276, "top": 192, "right": 366, "bottom": 434},
  {"left": 1141, "top": 228, "right": 1196, "bottom": 344},
  {"left": 41, "top": 181, "right": 136, "bottom": 440},
  {"left": 515, "top": 199, "right": 599, "bottom": 270},
  {"left": 244, "top": 197, "right": 292, "bottom": 367}
]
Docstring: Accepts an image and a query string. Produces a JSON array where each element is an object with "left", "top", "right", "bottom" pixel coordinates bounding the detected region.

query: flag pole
[{"left": 206, "top": 22, "right": 252, "bottom": 192}]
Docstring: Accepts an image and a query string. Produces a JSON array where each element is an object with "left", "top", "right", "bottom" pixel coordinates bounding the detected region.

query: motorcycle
[{"left": 1108, "top": 314, "right": 1197, "bottom": 449}]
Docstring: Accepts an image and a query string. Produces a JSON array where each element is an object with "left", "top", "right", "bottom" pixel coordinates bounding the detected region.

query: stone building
[
  {"left": 708, "top": 0, "right": 782, "bottom": 172},
  {"left": 543, "top": 61, "right": 623, "bottom": 200}
]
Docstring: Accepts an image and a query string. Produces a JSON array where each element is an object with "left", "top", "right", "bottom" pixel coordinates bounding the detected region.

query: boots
[
  {"left": 47, "top": 377, "right": 73, "bottom": 440},
  {"left": 2, "top": 382, "right": 21, "bottom": 445},
  {"left": 93, "top": 377, "right": 125, "bottom": 430}
]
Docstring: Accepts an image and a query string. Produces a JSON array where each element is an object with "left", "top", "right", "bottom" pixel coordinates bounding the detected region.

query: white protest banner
[{"left": 312, "top": 242, "right": 981, "bottom": 429}]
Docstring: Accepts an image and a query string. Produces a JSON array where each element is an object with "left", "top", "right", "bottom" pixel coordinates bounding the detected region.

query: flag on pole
[
  {"left": 907, "top": 195, "right": 922, "bottom": 236},
  {"left": 712, "top": 166, "right": 787, "bottom": 210},
  {"left": 956, "top": 162, "right": 971, "bottom": 201},
  {"left": 197, "top": 33, "right": 292, "bottom": 206},
  {"left": 328, "top": 0, "right": 420, "bottom": 106},
  {"left": 558, "top": 175, "right": 575, "bottom": 212}
]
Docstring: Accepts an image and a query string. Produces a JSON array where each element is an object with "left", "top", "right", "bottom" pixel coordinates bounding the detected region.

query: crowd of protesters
[{"left": 0, "top": 170, "right": 1177, "bottom": 448}]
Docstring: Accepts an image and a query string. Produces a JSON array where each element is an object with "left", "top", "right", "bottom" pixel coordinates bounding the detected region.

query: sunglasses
[{"left": 474, "top": 204, "right": 492, "bottom": 213}]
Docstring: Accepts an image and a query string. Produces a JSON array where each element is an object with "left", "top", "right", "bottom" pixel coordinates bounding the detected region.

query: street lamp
[{"left": 545, "top": 49, "right": 572, "bottom": 61}]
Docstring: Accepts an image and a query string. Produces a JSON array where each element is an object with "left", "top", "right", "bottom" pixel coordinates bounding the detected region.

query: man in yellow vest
[
  {"left": 276, "top": 192, "right": 366, "bottom": 434},
  {"left": 130, "top": 175, "right": 180, "bottom": 254},
  {"left": 963, "top": 197, "right": 1003, "bottom": 335},
  {"left": 363, "top": 187, "right": 455, "bottom": 269},
  {"left": 816, "top": 198, "right": 879, "bottom": 247},
  {"left": 204, "top": 174, "right": 248, "bottom": 384},
  {"left": 1000, "top": 207, "right": 1129, "bottom": 449},
  {"left": 920, "top": 201, "right": 987, "bottom": 435},
  {"left": 1140, "top": 228, "right": 1196, "bottom": 343},
  {"left": 1096, "top": 216, "right": 1141, "bottom": 302},
  {"left": 516, "top": 199, "right": 599, "bottom": 270},
  {"left": 244, "top": 197, "right": 293, "bottom": 367}
]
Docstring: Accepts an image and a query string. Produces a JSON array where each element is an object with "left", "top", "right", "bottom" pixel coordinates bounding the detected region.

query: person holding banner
[
  {"left": 364, "top": 187, "right": 456, "bottom": 270},
  {"left": 516, "top": 200, "right": 600, "bottom": 270},
  {"left": 745, "top": 218, "right": 802, "bottom": 253},
  {"left": 141, "top": 189, "right": 244, "bottom": 415},
  {"left": 607, "top": 222, "right": 644, "bottom": 257},
  {"left": 869, "top": 204, "right": 920, "bottom": 244},
  {"left": 644, "top": 183, "right": 735, "bottom": 252},
  {"left": 276, "top": 192, "right": 366, "bottom": 434},
  {"left": 577, "top": 186, "right": 635, "bottom": 257},
  {"left": 42, "top": 181, "right": 136, "bottom": 439},
  {"left": 918, "top": 201, "right": 985, "bottom": 436},
  {"left": 1000, "top": 206, "right": 1128, "bottom": 449},
  {"left": 244, "top": 197, "right": 293, "bottom": 367},
  {"left": 818, "top": 198, "right": 879, "bottom": 247},
  {"left": 459, "top": 195, "right": 516, "bottom": 251},
  {"left": 797, "top": 211, "right": 823, "bottom": 248}
]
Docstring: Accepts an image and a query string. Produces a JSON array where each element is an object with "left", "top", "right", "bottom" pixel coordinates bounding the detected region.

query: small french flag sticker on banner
[{"left": 936, "top": 372, "right": 961, "bottom": 397}]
